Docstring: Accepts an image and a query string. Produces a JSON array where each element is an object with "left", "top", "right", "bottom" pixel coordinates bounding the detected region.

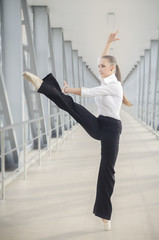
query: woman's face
[{"left": 98, "top": 58, "right": 115, "bottom": 78}]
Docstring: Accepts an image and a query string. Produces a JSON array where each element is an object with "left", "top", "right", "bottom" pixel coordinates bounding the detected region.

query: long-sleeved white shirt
[{"left": 81, "top": 73, "right": 123, "bottom": 120}]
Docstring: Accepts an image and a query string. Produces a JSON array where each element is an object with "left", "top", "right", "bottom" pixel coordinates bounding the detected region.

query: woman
[{"left": 23, "top": 31, "right": 131, "bottom": 231}]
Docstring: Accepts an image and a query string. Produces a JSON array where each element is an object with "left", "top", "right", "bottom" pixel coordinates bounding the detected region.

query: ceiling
[{"left": 27, "top": 0, "right": 159, "bottom": 80}]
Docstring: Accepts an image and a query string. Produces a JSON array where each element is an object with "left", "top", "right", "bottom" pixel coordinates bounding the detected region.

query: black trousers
[{"left": 38, "top": 73, "right": 122, "bottom": 220}]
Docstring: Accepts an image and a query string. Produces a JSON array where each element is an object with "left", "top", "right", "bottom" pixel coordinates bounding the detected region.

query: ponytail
[
  {"left": 115, "top": 65, "right": 133, "bottom": 106},
  {"left": 115, "top": 65, "right": 121, "bottom": 82},
  {"left": 123, "top": 93, "right": 133, "bottom": 106},
  {"left": 102, "top": 55, "right": 133, "bottom": 106}
]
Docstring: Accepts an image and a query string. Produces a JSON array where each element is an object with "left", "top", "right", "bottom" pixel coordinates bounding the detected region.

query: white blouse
[{"left": 81, "top": 73, "right": 123, "bottom": 120}]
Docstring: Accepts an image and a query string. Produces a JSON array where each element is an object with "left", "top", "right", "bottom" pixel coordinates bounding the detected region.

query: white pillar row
[{"left": 123, "top": 38, "right": 159, "bottom": 134}]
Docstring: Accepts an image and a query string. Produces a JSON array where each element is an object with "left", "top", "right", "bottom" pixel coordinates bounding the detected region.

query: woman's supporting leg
[{"left": 93, "top": 129, "right": 120, "bottom": 220}]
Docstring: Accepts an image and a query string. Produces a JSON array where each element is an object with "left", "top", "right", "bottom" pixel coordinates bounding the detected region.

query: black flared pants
[{"left": 38, "top": 73, "right": 122, "bottom": 220}]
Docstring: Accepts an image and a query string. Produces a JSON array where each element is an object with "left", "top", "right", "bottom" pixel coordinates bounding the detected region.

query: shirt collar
[{"left": 103, "top": 73, "right": 117, "bottom": 84}]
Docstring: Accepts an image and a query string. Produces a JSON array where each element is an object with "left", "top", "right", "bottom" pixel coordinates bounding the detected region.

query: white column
[
  {"left": 51, "top": 28, "right": 66, "bottom": 87},
  {"left": 33, "top": 6, "right": 50, "bottom": 116},
  {"left": 139, "top": 56, "right": 144, "bottom": 120},
  {"left": 1, "top": 0, "right": 23, "bottom": 167},
  {"left": 144, "top": 49, "right": 150, "bottom": 124},
  {"left": 73, "top": 50, "right": 80, "bottom": 103},
  {"left": 51, "top": 28, "right": 67, "bottom": 132},
  {"left": 149, "top": 40, "right": 159, "bottom": 129},
  {"left": 1, "top": 0, "right": 23, "bottom": 125},
  {"left": 78, "top": 57, "right": 84, "bottom": 104},
  {"left": 64, "top": 41, "right": 74, "bottom": 86}
]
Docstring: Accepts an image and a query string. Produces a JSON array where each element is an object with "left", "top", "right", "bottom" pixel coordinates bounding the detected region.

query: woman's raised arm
[{"left": 101, "top": 30, "right": 120, "bottom": 57}]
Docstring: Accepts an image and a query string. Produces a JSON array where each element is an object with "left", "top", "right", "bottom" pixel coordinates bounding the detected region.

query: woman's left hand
[{"left": 62, "top": 81, "right": 69, "bottom": 93}]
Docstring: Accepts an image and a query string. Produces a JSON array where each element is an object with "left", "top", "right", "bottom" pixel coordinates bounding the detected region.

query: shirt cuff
[{"left": 81, "top": 87, "right": 89, "bottom": 97}]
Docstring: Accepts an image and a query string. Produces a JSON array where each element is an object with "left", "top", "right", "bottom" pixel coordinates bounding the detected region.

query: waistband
[
  {"left": 98, "top": 115, "right": 122, "bottom": 134},
  {"left": 98, "top": 115, "right": 121, "bottom": 123}
]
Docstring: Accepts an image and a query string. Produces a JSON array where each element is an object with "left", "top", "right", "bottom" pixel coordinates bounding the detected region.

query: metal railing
[
  {"left": 122, "top": 105, "right": 159, "bottom": 138},
  {"left": 0, "top": 104, "right": 96, "bottom": 200},
  {"left": 0, "top": 111, "right": 69, "bottom": 199}
]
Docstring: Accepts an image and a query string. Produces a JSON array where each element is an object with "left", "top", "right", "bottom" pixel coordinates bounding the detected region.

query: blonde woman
[{"left": 23, "top": 30, "right": 131, "bottom": 231}]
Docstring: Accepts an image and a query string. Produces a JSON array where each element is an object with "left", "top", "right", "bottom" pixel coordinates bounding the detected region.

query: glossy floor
[{"left": 0, "top": 109, "right": 159, "bottom": 240}]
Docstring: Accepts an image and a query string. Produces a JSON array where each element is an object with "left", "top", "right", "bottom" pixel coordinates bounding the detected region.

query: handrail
[
  {"left": 122, "top": 105, "right": 159, "bottom": 138},
  {"left": 0, "top": 103, "right": 96, "bottom": 200},
  {"left": 0, "top": 112, "right": 60, "bottom": 131}
]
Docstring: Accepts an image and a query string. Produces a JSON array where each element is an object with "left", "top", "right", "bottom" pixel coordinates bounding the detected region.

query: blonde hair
[{"left": 102, "top": 55, "right": 133, "bottom": 106}]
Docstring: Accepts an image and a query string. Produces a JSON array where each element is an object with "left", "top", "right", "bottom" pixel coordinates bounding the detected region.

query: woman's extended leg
[{"left": 23, "top": 72, "right": 101, "bottom": 140}]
